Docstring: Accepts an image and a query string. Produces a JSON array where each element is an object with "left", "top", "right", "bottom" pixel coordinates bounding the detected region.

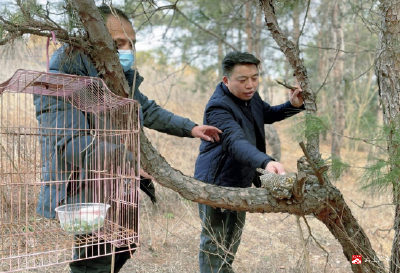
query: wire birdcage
[{"left": 0, "top": 70, "right": 140, "bottom": 272}]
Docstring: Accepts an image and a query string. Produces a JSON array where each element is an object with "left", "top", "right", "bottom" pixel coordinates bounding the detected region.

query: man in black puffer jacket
[{"left": 194, "top": 52, "right": 304, "bottom": 273}]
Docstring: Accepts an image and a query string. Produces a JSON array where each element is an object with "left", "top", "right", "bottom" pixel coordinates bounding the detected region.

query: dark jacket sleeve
[
  {"left": 135, "top": 89, "right": 196, "bottom": 137},
  {"left": 205, "top": 103, "right": 274, "bottom": 169},
  {"left": 51, "top": 45, "right": 197, "bottom": 138},
  {"left": 263, "top": 100, "right": 304, "bottom": 124}
]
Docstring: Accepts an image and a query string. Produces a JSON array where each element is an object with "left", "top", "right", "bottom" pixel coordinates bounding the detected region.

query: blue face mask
[{"left": 118, "top": 49, "right": 135, "bottom": 72}]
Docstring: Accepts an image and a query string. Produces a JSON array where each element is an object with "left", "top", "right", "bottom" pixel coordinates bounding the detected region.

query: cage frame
[{"left": 0, "top": 69, "right": 141, "bottom": 272}]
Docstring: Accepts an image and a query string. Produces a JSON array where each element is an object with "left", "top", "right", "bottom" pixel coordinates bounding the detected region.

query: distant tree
[
  {"left": 375, "top": 1, "right": 400, "bottom": 272},
  {"left": 331, "top": 0, "right": 345, "bottom": 162}
]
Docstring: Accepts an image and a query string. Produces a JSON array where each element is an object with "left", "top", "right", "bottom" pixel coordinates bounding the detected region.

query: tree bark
[
  {"left": 254, "top": 1, "right": 263, "bottom": 59},
  {"left": 259, "top": 1, "right": 384, "bottom": 272},
  {"left": 70, "top": 0, "right": 129, "bottom": 97},
  {"left": 375, "top": 1, "right": 400, "bottom": 272},
  {"left": 265, "top": 124, "right": 281, "bottom": 161}
]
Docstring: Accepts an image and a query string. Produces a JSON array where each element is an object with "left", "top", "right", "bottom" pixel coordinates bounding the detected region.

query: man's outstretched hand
[
  {"left": 289, "top": 87, "right": 304, "bottom": 108},
  {"left": 266, "top": 161, "right": 286, "bottom": 175},
  {"left": 191, "top": 125, "right": 222, "bottom": 142}
]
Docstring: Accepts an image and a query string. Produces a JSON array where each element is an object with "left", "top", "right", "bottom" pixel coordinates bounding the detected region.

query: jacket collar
[
  {"left": 121, "top": 69, "right": 143, "bottom": 97},
  {"left": 221, "top": 82, "right": 252, "bottom": 106}
]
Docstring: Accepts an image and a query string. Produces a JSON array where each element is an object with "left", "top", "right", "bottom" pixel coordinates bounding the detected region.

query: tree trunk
[
  {"left": 217, "top": 3, "right": 224, "bottom": 77},
  {"left": 70, "top": 0, "right": 130, "bottom": 98},
  {"left": 245, "top": 1, "right": 253, "bottom": 53},
  {"left": 254, "top": 1, "right": 262, "bottom": 59},
  {"left": 265, "top": 124, "right": 281, "bottom": 161},
  {"left": 259, "top": 1, "right": 384, "bottom": 272},
  {"left": 375, "top": 1, "right": 400, "bottom": 272},
  {"left": 331, "top": 0, "right": 345, "bottom": 160},
  {"left": 318, "top": 28, "right": 328, "bottom": 141}
]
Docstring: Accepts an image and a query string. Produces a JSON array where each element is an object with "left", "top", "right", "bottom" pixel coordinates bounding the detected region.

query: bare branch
[
  {"left": 275, "top": 79, "right": 297, "bottom": 90},
  {"left": 350, "top": 200, "right": 394, "bottom": 209},
  {"left": 327, "top": 129, "right": 387, "bottom": 152},
  {"left": 173, "top": 6, "right": 239, "bottom": 51},
  {"left": 296, "top": 0, "right": 311, "bottom": 46},
  {"left": 302, "top": 216, "right": 330, "bottom": 273}
]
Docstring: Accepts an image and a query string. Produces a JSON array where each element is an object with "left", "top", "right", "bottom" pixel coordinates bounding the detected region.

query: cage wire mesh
[{"left": 0, "top": 70, "right": 140, "bottom": 272}]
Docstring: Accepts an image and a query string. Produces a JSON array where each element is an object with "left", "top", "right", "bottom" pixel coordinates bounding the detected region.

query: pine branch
[{"left": 275, "top": 79, "right": 296, "bottom": 90}]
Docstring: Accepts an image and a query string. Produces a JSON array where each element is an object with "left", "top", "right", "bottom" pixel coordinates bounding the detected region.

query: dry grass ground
[{"left": 0, "top": 44, "right": 394, "bottom": 273}]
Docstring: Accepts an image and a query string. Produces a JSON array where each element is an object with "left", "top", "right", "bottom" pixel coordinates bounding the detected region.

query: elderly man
[
  {"left": 34, "top": 5, "right": 221, "bottom": 273},
  {"left": 194, "top": 51, "right": 304, "bottom": 273}
]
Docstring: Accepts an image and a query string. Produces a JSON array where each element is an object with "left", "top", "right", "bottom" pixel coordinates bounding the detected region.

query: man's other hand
[
  {"left": 289, "top": 87, "right": 303, "bottom": 108},
  {"left": 266, "top": 161, "right": 286, "bottom": 175},
  {"left": 191, "top": 125, "right": 222, "bottom": 142},
  {"left": 140, "top": 168, "right": 155, "bottom": 181}
]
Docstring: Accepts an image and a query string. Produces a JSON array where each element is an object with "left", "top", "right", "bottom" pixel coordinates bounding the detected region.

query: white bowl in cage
[{"left": 55, "top": 203, "right": 111, "bottom": 234}]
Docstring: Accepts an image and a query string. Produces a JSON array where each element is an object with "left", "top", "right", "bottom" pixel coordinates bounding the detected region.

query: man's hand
[
  {"left": 140, "top": 168, "right": 155, "bottom": 181},
  {"left": 289, "top": 87, "right": 303, "bottom": 108},
  {"left": 266, "top": 161, "right": 286, "bottom": 175},
  {"left": 191, "top": 125, "right": 222, "bottom": 142}
]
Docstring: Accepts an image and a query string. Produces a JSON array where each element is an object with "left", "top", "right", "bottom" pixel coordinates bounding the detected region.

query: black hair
[
  {"left": 221, "top": 51, "right": 260, "bottom": 78},
  {"left": 98, "top": 5, "right": 130, "bottom": 22}
]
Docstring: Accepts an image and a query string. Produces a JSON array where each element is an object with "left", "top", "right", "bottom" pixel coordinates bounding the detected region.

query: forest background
[{"left": 0, "top": 0, "right": 396, "bottom": 272}]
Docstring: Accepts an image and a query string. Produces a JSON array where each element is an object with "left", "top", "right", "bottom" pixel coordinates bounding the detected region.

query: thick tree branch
[
  {"left": 70, "top": 0, "right": 129, "bottom": 97},
  {"left": 0, "top": 15, "right": 73, "bottom": 46},
  {"left": 259, "top": 0, "right": 321, "bottom": 163},
  {"left": 259, "top": 0, "right": 317, "bottom": 113},
  {"left": 140, "top": 130, "right": 326, "bottom": 214}
]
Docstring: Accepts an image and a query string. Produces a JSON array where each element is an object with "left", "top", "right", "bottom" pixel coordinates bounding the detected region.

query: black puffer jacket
[
  {"left": 34, "top": 45, "right": 196, "bottom": 218},
  {"left": 194, "top": 82, "right": 303, "bottom": 188}
]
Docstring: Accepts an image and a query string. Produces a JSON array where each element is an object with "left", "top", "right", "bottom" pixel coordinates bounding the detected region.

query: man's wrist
[
  {"left": 261, "top": 158, "right": 276, "bottom": 169},
  {"left": 186, "top": 123, "right": 197, "bottom": 138}
]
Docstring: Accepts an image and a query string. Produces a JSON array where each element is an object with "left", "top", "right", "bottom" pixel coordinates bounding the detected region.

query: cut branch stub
[{"left": 293, "top": 171, "right": 307, "bottom": 200}]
